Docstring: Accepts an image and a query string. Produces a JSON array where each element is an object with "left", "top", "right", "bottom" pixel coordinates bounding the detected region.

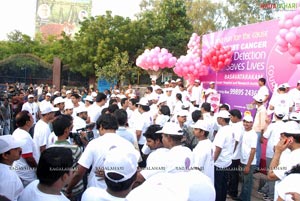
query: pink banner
[{"left": 201, "top": 19, "right": 299, "bottom": 113}]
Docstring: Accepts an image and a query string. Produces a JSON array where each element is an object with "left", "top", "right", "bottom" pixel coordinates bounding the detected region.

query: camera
[{"left": 69, "top": 124, "right": 95, "bottom": 146}]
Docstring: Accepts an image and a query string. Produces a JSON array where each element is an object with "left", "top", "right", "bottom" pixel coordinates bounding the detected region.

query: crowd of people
[{"left": 0, "top": 77, "right": 300, "bottom": 201}]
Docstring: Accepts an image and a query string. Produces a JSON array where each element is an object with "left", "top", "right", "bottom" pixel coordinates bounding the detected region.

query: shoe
[{"left": 257, "top": 189, "right": 267, "bottom": 195}]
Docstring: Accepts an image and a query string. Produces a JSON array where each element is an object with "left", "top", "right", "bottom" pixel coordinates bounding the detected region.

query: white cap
[
  {"left": 157, "top": 96, "right": 167, "bottom": 105},
  {"left": 154, "top": 85, "right": 162, "bottom": 91},
  {"left": 274, "top": 108, "right": 285, "bottom": 118},
  {"left": 46, "top": 93, "right": 51, "bottom": 97},
  {"left": 298, "top": 80, "right": 300, "bottom": 84},
  {"left": 137, "top": 97, "right": 149, "bottom": 106},
  {"left": 164, "top": 81, "right": 169, "bottom": 85},
  {"left": 209, "top": 81, "right": 215, "bottom": 85},
  {"left": 191, "top": 120, "right": 210, "bottom": 131},
  {"left": 177, "top": 110, "right": 189, "bottom": 117},
  {"left": 243, "top": 115, "right": 253, "bottom": 122},
  {"left": 189, "top": 97, "right": 196, "bottom": 102},
  {"left": 176, "top": 78, "right": 181, "bottom": 82},
  {"left": 289, "top": 112, "right": 300, "bottom": 121},
  {"left": 194, "top": 79, "right": 200, "bottom": 83},
  {"left": 171, "top": 80, "right": 176, "bottom": 83},
  {"left": 0, "top": 135, "right": 24, "bottom": 154},
  {"left": 66, "top": 90, "right": 72, "bottom": 95},
  {"left": 28, "top": 94, "right": 34, "bottom": 99},
  {"left": 54, "top": 91, "right": 60, "bottom": 95},
  {"left": 110, "top": 94, "right": 117, "bottom": 98},
  {"left": 53, "top": 97, "right": 65, "bottom": 105},
  {"left": 117, "top": 94, "right": 127, "bottom": 99},
  {"left": 181, "top": 101, "right": 190, "bottom": 109},
  {"left": 166, "top": 87, "right": 173, "bottom": 92},
  {"left": 40, "top": 103, "right": 57, "bottom": 114},
  {"left": 76, "top": 106, "right": 87, "bottom": 114},
  {"left": 148, "top": 93, "right": 158, "bottom": 101},
  {"left": 84, "top": 95, "right": 93, "bottom": 102},
  {"left": 283, "top": 82, "right": 290, "bottom": 88},
  {"left": 216, "top": 110, "right": 231, "bottom": 119},
  {"left": 282, "top": 122, "right": 300, "bottom": 135},
  {"left": 104, "top": 147, "right": 139, "bottom": 183},
  {"left": 253, "top": 94, "right": 264, "bottom": 103},
  {"left": 129, "top": 94, "right": 136, "bottom": 99},
  {"left": 91, "top": 92, "right": 97, "bottom": 97},
  {"left": 278, "top": 84, "right": 287, "bottom": 89},
  {"left": 64, "top": 102, "right": 74, "bottom": 110},
  {"left": 156, "top": 122, "right": 183, "bottom": 135}
]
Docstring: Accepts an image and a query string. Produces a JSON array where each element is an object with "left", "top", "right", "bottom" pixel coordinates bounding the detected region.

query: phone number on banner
[{"left": 229, "top": 88, "right": 257, "bottom": 96}]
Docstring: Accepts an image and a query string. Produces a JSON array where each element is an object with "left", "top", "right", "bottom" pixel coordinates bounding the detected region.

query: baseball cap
[
  {"left": 191, "top": 120, "right": 210, "bottom": 131},
  {"left": 164, "top": 81, "right": 169, "bottom": 85},
  {"left": 76, "top": 106, "right": 87, "bottom": 114},
  {"left": 253, "top": 94, "right": 264, "bottom": 103},
  {"left": 156, "top": 122, "right": 183, "bottom": 135},
  {"left": 64, "top": 102, "right": 74, "bottom": 110},
  {"left": 0, "top": 135, "right": 24, "bottom": 154},
  {"left": 171, "top": 80, "right": 176, "bottom": 83},
  {"left": 283, "top": 82, "right": 290, "bottom": 88},
  {"left": 274, "top": 108, "right": 285, "bottom": 118},
  {"left": 66, "top": 90, "right": 72, "bottom": 95},
  {"left": 137, "top": 97, "right": 149, "bottom": 106},
  {"left": 157, "top": 96, "right": 167, "bottom": 105},
  {"left": 40, "top": 103, "right": 58, "bottom": 114},
  {"left": 289, "top": 112, "right": 300, "bottom": 121},
  {"left": 91, "top": 92, "right": 97, "bottom": 97},
  {"left": 176, "top": 78, "right": 181, "bottom": 82},
  {"left": 104, "top": 147, "right": 139, "bottom": 183},
  {"left": 84, "top": 95, "right": 93, "bottom": 102},
  {"left": 194, "top": 79, "right": 200, "bottom": 83},
  {"left": 282, "top": 122, "right": 300, "bottom": 135},
  {"left": 110, "top": 94, "right": 117, "bottom": 98},
  {"left": 181, "top": 101, "right": 190, "bottom": 109},
  {"left": 243, "top": 115, "right": 253, "bottom": 122},
  {"left": 46, "top": 93, "right": 51, "bottom": 97},
  {"left": 54, "top": 91, "right": 60, "bottom": 95},
  {"left": 177, "top": 110, "right": 189, "bottom": 117},
  {"left": 129, "top": 94, "right": 136, "bottom": 99},
  {"left": 209, "top": 81, "right": 215, "bottom": 85},
  {"left": 298, "top": 80, "right": 300, "bottom": 84},
  {"left": 216, "top": 110, "right": 231, "bottom": 119},
  {"left": 28, "top": 94, "right": 34, "bottom": 99},
  {"left": 53, "top": 97, "right": 65, "bottom": 105},
  {"left": 278, "top": 84, "right": 287, "bottom": 89}
]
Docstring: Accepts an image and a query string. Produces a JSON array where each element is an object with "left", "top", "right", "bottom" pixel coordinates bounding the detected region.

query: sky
[{"left": 0, "top": 0, "right": 142, "bottom": 40}]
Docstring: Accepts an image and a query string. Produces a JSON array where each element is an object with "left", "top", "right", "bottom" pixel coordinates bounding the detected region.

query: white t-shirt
[
  {"left": 155, "top": 114, "right": 170, "bottom": 127},
  {"left": 0, "top": 163, "right": 24, "bottom": 201},
  {"left": 213, "top": 125, "right": 235, "bottom": 168},
  {"left": 277, "top": 173, "right": 300, "bottom": 201},
  {"left": 240, "top": 129, "right": 257, "bottom": 165},
  {"left": 33, "top": 119, "right": 51, "bottom": 159},
  {"left": 82, "top": 187, "right": 126, "bottom": 201},
  {"left": 191, "top": 85, "right": 203, "bottom": 105},
  {"left": 78, "top": 133, "right": 135, "bottom": 189},
  {"left": 165, "top": 145, "right": 193, "bottom": 173},
  {"left": 269, "top": 93, "right": 293, "bottom": 115},
  {"left": 231, "top": 121, "right": 244, "bottom": 160},
  {"left": 72, "top": 116, "right": 87, "bottom": 132},
  {"left": 263, "top": 121, "right": 285, "bottom": 158},
  {"left": 128, "top": 109, "right": 141, "bottom": 130},
  {"left": 134, "top": 111, "right": 152, "bottom": 145},
  {"left": 192, "top": 139, "right": 214, "bottom": 183},
  {"left": 22, "top": 102, "right": 39, "bottom": 124},
  {"left": 257, "top": 85, "right": 269, "bottom": 100},
  {"left": 140, "top": 147, "right": 169, "bottom": 180},
  {"left": 289, "top": 88, "right": 300, "bottom": 112},
  {"left": 18, "top": 180, "right": 69, "bottom": 201},
  {"left": 12, "top": 128, "right": 38, "bottom": 184}
]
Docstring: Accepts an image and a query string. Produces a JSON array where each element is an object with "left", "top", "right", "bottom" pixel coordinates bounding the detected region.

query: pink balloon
[
  {"left": 279, "top": 29, "right": 289, "bottom": 38},
  {"left": 217, "top": 61, "right": 224, "bottom": 69},
  {"left": 285, "top": 19, "right": 293, "bottom": 29},
  {"left": 219, "top": 55, "right": 225, "bottom": 61},
  {"left": 288, "top": 46, "right": 300, "bottom": 56},
  {"left": 290, "top": 57, "right": 298, "bottom": 64},
  {"left": 294, "top": 52, "right": 300, "bottom": 63},
  {"left": 296, "top": 27, "right": 300, "bottom": 37},
  {"left": 212, "top": 56, "right": 217, "bottom": 64},
  {"left": 277, "top": 46, "right": 288, "bottom": 53},
  {"left": 224, "top": 58, "right": 231, "bottom": 66},
  {"left": 276, "top": 35, "right": 288, "bottom": 47},
  {"left": 278, "top": 20, "right": 285, "bottom": 29},
  {"left": 285, "top": 32, "right": 297, "bottom": 44}
]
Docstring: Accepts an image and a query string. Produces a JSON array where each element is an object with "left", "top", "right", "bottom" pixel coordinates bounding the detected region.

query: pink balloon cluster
[
  {"left": 136, "top": 47, "right": 177, "bottom": 71},
  {"left": 276, "top": 10, "right": 300, "bottom": 64},
  {"left": 203, "top": 43, "right": 233, "bottom": 72},
  {"left": 173, "top": 33, "right": 208, "bottom": 83}
]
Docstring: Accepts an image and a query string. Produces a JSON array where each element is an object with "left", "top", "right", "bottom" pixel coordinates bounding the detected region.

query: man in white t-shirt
[
  {"left": 205, "top": 82, "right": 218, "bottom": 103},
  {"left": 33, "top": 102, "right": 57, "bottom": 160},
  {"left": 213, "top": 110, "right": 235, "bottom": 201},
  {"left": 66, "top": 114, "right": 136, "bottom": 194},
  {"left": 191, "top": 120, "right": 214, "bottom": 184},
  {"left": 256, "top": 77, "right": 270, "bottom": 104},
  {"left": 238, "top": 115, "right": 257, "bottom": 201},
  {"left": 191, "top": 79, "right": 203, "bottom": 107},
  {"left": 12, "top": 111, "right": 38, "bottom": 187},
  {"left": 18, "top": 147, "right": 72, "bottom": 201},
  {"left": 289, "top": 80, "right": 300, "bottom": 112},
  {"left": 22, "top": 94, "right": 40, "bottom": 136},
  {"left": 82, "top": 147, "right": 139, "bottom": 201},
  {"left": 227, "top": 109, "right": 244, "bottom": 199},
  {"left": 0, "top": 135, "right": 24, "bottom": 201},
  {"left": 267, "top": 122, "right": 300, "bottom": 201}
]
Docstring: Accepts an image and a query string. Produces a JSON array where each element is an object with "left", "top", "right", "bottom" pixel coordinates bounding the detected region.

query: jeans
[
  {"left": 261, "top": 157, "right": 275, "bottom": 197},
  {"left": 214, "top": 166, "right": 228, "bottom": 201},
  {"left": 256, "top": 132, "right": 262, "bottom": 168},
  {"left": 239, "top": 164, "right": 256, "bottom": 201}
]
